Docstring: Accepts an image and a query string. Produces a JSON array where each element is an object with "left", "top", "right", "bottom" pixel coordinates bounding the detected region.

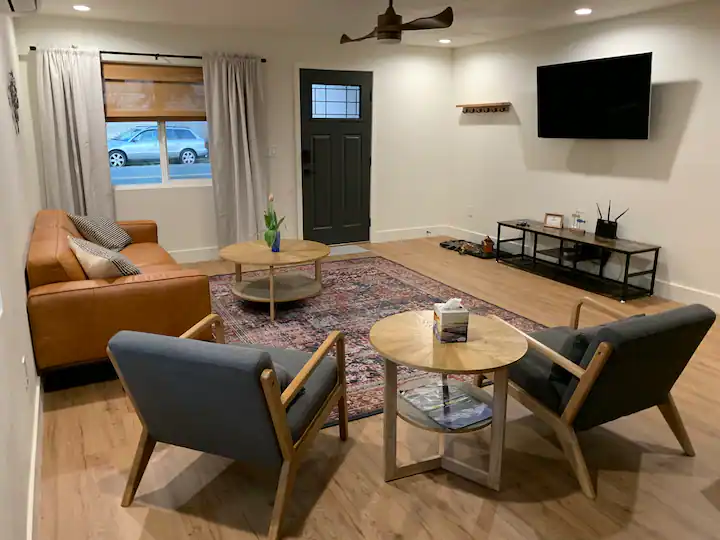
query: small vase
[{"left": 271, "top": 230, "right": 281, "bottom": 252}]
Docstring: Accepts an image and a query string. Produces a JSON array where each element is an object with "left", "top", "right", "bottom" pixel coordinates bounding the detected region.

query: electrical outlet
[
  {"left": 267, "top": 146, "right": 278, "bottom": 158},
  {"left": 467, "top": 205, "right": 474, "bottom": 219},
  {"left": 426, "top": 230, "right": 432, "bottom": 236}
]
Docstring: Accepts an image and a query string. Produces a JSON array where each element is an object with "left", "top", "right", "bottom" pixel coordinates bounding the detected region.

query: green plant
[{"left": 263, "top": 194, "right": 285, "bottom": 247}]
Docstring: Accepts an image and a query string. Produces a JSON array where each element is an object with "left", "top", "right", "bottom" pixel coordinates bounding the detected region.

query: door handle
[{"left": 301, "top": 149, "right": 312, "bottom": 173}]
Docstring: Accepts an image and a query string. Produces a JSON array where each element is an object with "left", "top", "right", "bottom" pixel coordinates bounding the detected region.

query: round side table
[
  {"left": 219, "top": 239, "right": 330, "bottom": 321},
  {"left": 369, "top": 310, "right": 527, "bottom": 491}
]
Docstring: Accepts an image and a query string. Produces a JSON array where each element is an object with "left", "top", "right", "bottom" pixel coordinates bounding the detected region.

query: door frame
[{"left": 293, "top": 64, "right": 377, "bottom": 242}]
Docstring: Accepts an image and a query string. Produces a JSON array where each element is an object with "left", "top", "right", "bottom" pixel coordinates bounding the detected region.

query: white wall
[
  {"left": 0, "top": 15, "right": 42, "bottom": 540},
  {"left": 15, "top": 16, "right": 456, "bottom": 259},
  {"left": 452, "top": 0, "right": 720, "bottom": 308}
]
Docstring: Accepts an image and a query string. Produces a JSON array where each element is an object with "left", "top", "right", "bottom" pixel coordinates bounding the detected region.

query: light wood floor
[{"left": 40, "top": 238, "right": 720, "bottom": 540}]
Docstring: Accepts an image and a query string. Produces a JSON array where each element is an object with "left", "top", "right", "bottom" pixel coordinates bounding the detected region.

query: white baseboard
[
  {"left": 371, "top": 225, "right": 447, "bottom": 243},
  {"left": 440, "top": 226, "right": 720, "bottom": 312},
  {"left": 653, "top": 280, "right": 720, "bottom": 311},
  {"left": 169, "top": 246, "right": 219, "bottom": 263},
  {"left": 27, "top": 379, "right": 42, "bottom": 540}
]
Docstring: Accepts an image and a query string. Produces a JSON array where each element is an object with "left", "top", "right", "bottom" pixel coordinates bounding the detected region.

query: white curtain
[
  {"left": 203, "top": 54, "right": 266, "bottom": 247},
  {"left": 36, "top": 48, "right": 115, "bottom": 218}
]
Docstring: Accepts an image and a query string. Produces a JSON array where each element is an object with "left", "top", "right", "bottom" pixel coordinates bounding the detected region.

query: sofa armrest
[
  {"left": 117, "top": 220, "right": 158, "bottom": 244},
  {"left": 28, "top": 270, "right": 211, "bottom": 370}
]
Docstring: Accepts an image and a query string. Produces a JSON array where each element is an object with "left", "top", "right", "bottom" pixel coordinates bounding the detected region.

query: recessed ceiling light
[
  {"left": 438, "top": 39, "right": 452, "bottom": 44},
  {"left": 575, "top": 7, "right": 593, "bottom": 16},
  {"left": 73, "top": 5, "right": 91, "bottom": 12}
]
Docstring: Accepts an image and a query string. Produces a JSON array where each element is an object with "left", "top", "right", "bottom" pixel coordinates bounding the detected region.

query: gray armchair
[
  {"left": 493, "top": 297, "right": 715, "bottom": 499},
  {"left": 106, "top": 314, "right": 348, "bottom": 540}
]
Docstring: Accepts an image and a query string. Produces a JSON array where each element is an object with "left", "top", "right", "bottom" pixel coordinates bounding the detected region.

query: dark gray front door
[{"left": 300, "top": 69, "right": 372, "bottom": 245}]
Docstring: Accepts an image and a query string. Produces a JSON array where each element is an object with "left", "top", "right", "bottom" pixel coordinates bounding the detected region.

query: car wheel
[
  {"left": 109, "top": 150, "right": 127, "bottom": 168},
  {"left": 180, "top": 149, "right": 197, "bottom": 165}
]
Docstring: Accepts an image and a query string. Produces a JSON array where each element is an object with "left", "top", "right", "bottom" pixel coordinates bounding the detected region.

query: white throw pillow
[
  {"left": 68, "top": 237, "right": 141, "bottom": 279},
  {"left": 67, "top": 214, "right": 132, "bottom": 251}
]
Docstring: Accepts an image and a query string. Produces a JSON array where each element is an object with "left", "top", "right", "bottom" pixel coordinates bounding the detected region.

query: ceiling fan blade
[
  {"left": 400, "top": 6, "right": 454, "bottom": 31},
  {"left": 340, "top": 28, "right": 378, "bottom": 44}
]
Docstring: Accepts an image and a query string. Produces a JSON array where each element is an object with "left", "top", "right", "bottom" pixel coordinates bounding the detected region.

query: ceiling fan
[{"left": 340, "top": 1, "right": 454, "bottom": 45}]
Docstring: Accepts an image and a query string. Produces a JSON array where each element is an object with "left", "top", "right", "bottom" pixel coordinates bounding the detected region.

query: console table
[{"left": 496, "top": 220, "right": 661, "bottom": 302}]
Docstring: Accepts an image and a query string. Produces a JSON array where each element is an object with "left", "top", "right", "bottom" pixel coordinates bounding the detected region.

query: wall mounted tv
[{"left": 537, "top": 52, "right": 653, "bottom": 140}]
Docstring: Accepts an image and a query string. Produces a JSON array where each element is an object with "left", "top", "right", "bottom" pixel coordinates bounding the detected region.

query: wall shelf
[{"left": 457, "top": 102, "right": 512, "bottom": 114}]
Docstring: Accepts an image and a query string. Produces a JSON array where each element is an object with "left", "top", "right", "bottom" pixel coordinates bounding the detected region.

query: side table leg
[
  {"left": 488, "top": 367, "right": 509, "bottom": 491},
  {"left": 383, "top": 359, "right": 398, "bottom": 481},
  {"left": 269, "top": 265, "right": 276, "bottom": 321},
  {"left": 235, "top": 263, "right": 242, "bottom": 285}
]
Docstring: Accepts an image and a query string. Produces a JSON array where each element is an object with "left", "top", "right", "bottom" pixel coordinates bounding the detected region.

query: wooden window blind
[{"left": 102, "top": 63, "right": 206, "bottom": 121}]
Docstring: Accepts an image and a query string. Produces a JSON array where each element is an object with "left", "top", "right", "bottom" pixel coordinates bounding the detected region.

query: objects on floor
[
  {"left": 107, "top": 314, "right": 348, "bottom": 540},
  {"left": 208, "top": 256, "right": 543, "bottom": 425},
  {"left": 26, "top": 209, "right": 211, "bottom": 371},
  {"left": 497, "top": 296, "right": 715, "bottom": 498},
  {"left": 370, "top": 310, "right": 527, "bottom": 490},
  {"left": 219, "top": 239, "right": 330, "bottom": 321},
  {"left": 439, "top": 238, "right": 507, "bottom": 260}
]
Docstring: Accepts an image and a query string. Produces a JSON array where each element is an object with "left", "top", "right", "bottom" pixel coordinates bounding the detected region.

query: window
[
  {"left": 103, "top": 63, "right": 211, "bottom": 187},
  {"left": 312, "top": 84, "right": 360, "bottom": 119}
]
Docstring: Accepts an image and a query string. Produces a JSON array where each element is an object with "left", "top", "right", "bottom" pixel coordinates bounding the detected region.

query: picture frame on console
[{"left": 544, "top": 213, "right": 564, "bottom": 229}]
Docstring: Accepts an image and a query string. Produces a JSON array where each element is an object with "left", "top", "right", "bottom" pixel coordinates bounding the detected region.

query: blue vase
[{"left": 271, "top": 230, "right": 281, "bottom": 252}]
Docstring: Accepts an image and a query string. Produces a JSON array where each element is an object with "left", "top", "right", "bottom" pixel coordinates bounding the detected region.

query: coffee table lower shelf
[
  {"left": 231, "top": 274, "right": 322, "bottom": 303},
  {"left": 384, "top": 363, "right": 509, "bottom": 491}
]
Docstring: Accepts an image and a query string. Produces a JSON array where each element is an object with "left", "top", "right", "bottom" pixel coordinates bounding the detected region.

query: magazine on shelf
[{"left": 400, "top": 381, "right": 493, "bottom": 430}]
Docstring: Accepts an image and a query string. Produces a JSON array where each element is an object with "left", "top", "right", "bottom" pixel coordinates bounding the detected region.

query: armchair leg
[
  {"left": 268, "top": 459, "right": 298, "bottom": 540},
  {"left": 658, "top": 394, "right": 695, "bottom": 457},
  {"left": 338, "top": 392, "right": 349, "bottom": 441},
  {"left": 122, "top": 428, "right": 156, "bottom": 507},
  {"left": 556, "top": 425, "right": 596, "bottom": 499}
]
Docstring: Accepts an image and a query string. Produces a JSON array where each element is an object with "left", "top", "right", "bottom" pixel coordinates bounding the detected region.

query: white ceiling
[{"left": 37, "top": 0, "right": 696, "bottom": 47}]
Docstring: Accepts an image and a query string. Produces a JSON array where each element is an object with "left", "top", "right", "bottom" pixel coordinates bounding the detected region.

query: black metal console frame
[{"left": 496, "top": 220, "right": 661, "bottom": 302}]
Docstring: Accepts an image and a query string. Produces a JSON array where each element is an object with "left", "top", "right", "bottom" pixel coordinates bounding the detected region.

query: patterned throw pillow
[
  {"left": 68, "top": 237, "right": 141, "bottom": 279},
  {"left": 67, "top": 214, "right": 132, "bottom": 251}
]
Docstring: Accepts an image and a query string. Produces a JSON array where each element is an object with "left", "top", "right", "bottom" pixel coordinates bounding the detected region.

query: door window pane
[
  {"left": 312, "top": 84, "right": 361, "bottom": 119},
  {"left": 107, "top": 121, "right": 162, "bottom": 186},
  {"left": 166, "top": 121, "right": 212, "bottom": 181}
]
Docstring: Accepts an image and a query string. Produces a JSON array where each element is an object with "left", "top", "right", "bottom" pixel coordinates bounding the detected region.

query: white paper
[{"left": 438, "top": 298, "right": 463, "bottom": 311}]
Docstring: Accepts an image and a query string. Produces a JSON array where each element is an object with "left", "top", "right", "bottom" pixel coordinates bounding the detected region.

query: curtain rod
[{"left": 28, "top": 46, "right": 267, "bottom": 63}]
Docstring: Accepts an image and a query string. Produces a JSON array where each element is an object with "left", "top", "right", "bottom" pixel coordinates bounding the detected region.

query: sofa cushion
[
  {"left": 68, "top": 214, "right": 132, "bottom": 251},
  {"left": 69, "top": 237, "right": 141, "bottom": 278},
  {"left": 509, "top": 327, "right": 576, "bottom": 412},
  {"left": 121, "top": 243, "right": 177, "bottom": 269},
  {"left": 237, "top": 344, "right": 338, "bottom": 441},
  {"left": 27, "top": 210, "right": 86, "bottom": 288}
]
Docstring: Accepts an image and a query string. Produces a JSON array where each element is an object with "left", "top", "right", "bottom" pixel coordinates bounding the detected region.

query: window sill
[{"left": 113, "top": 179, "right": 212, "bottom": 191}]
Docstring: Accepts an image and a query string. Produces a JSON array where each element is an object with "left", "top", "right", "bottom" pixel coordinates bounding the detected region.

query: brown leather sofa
[{"left": 27, "top": 210, "right": 212, "bottom": 371}]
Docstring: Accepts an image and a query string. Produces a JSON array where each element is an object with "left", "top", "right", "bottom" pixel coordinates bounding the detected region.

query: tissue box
[{"left": 433, "top": 303, "right": 470, "bottom": 343}]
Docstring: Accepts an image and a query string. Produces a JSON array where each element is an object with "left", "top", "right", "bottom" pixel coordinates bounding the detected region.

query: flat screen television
[{"left": 537, "top": 53, "right": 653, "bottom": 140}]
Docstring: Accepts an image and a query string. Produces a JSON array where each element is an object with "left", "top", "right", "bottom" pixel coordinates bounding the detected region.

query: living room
[{"left": 2, "top": 1, "right": 720, "bottom": 539}]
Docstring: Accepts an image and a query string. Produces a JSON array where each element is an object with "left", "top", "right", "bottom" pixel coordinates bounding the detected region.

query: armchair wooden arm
[
  {"left": 490, "top": 315, "right": 586, "bottom": 379},
  {"left": 282, "top": 331, "right": 345, "bottom": 407},
  {"left": 570, "top": 296, "right": 636, "bottom": 329},
  {"left": 180, "top": 314, "right": 225, "bottom": 344}
]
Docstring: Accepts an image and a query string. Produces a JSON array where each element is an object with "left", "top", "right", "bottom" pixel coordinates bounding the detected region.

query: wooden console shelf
[
  {"left": 457, "top": 102, "right": 512, "bottom": 113},
  {"left": 496, "top": 219, "right": 661, "bottom": 302}
]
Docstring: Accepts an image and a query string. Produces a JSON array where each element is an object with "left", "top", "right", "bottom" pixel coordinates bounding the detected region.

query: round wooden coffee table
[
  {"left": 369, "top": 310, "right": 528, "bottom": 491},
  {"left": 219, "top": 239, "right": 330, "bottom": 321}
]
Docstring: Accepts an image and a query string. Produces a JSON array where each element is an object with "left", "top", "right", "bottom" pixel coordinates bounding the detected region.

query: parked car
[{"left": 108, "top": 126, "right": 209, "bottom": 167}]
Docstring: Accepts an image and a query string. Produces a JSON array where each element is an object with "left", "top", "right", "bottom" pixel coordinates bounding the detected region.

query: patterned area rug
[{"left": 209, "top": 256, "right": 544, "bottom": 423}]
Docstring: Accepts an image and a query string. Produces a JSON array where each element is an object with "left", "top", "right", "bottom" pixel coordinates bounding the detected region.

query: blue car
[{"left": 108, "top": 126, "right": 209, "bottom": 167}]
